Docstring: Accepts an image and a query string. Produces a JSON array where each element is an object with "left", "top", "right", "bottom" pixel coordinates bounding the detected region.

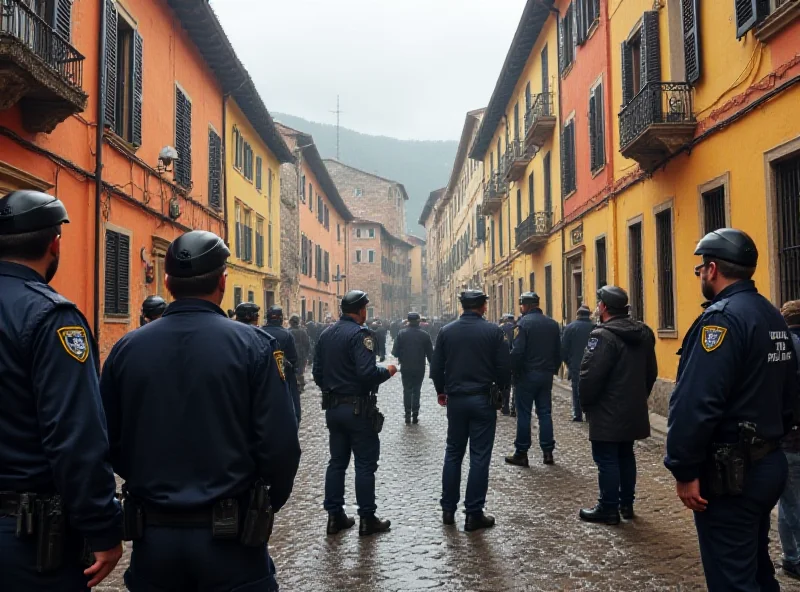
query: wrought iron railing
[
  {"left": 502, "top": 140, "right": 529, "bottom": 174},
  {"left": 619, "top": 82, "right": 693, "bottom": 150},
  {"left": 525, "top": 92, "right": 554, "bottom": 133},
  {"left": 0, "top": 0, "right": 85, "bottom": 90},
  {"left": 515, "top": 211, "right": 553, "bottom": 248},
  {"left": 483, "top": 172, "right": 507, "bottom": 202}
]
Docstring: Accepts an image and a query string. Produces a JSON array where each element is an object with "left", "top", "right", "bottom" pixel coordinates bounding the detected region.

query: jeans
[
  {"left": 401, "top": 372, "right": 424, "bottom": 416},
  {"left": 779, "top": 450, "right": 800, "bottom": 565},
  {"left": 441, "top": 394, "right": 497, "bottom": 515},
  {"left": 570, "top": 373, "right": 583, "bottom": 420},
  {"left": 591, "top": 440, "right": 636, "bottom": 508},
  {"left": 125, "top": 526, "right": 279, "bottom": 591},
  {"left": 324, "top": 403, "right": 380, "bottom": 517},
  {"left": 695, "top": 449, "right": 787, "bottom": 592},
  {"left": 514, "top": 371, "right": 555, "bottom": 454}
]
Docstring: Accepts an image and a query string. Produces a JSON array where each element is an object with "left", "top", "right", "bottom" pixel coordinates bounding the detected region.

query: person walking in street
[
  {"left": 263, "top": 305, "right": 302, "bottom": 426},
  {"left": 577, "top": 286, "right": 657, "bottom": 525},
  {"left": 505, "top": 292, "right": 561, "bottom": 467},
  {"left": 0, "top": 190, "right": 123, "bottom": 590},
  {"left": 231, "top": 301, "right": 260, "bottom": 325},
  {"left": 499, "top": 313, "right": 516, "bottom": 416},
  {"left": 313, "top": 290, "right": 397, "bottom": 537},
  {"left": 779, "top": 300, "right": 800, "bottom": 580},
  {"left": 372, "top": 319, "right": 388, "bottom": 362},
  {"left": 289, "top": 313, "right": 311, "bottom": 393},
  {"left": 562, "top": 305, "right": 594, "bottom": 422},
  {"left": 666, "top": 228, "right": 796, "bottom": 591},
  {"left": 100, "top": 230, "right": 301, "bottom": 591},
  {"left": 140, "top": 295, "right": 167, "bottom": 326},
  {"left": 431, "top": 289, "right": 511, "bottom": 531},
  {"left": 392, "top": 312, "right": 434, "bottom": 424}
]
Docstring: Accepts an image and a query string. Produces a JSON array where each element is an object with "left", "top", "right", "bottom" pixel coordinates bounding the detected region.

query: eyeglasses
[{"left": 694, "top": 262, "right": 710, "bottom": 277}]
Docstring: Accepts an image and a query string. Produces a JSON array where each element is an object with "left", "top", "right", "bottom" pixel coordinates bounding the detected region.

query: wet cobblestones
[{"left": 98, "top": 349, "right": 799, "bottom": 591}]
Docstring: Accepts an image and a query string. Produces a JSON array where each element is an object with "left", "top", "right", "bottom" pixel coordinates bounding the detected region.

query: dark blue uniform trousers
[
  {"left": 124, "top": 526, "right": 278, "bottom": 591},
  {"left": 514, "top": 371, "right": 555, "bottom": 454},
  {"left": 441, "top": 394, "right": 497, "bottom": 515},
  {"left": 695, "top": 449, "right": 787, "bottom": 592},
  {"left": 591, "top": 440, "right": 636, "bottom": 508},
  {"left": 401, "top": 371, "right": 424, "bottom": 417},
  {"left": 324, "top": 403, "right": 380, "bottom": 517},
  {"left": 569, "top": 367, "right": 582, "bottom": 421},
  {"left": 0, "top": 517, "right": 89, "bottom": 591}
]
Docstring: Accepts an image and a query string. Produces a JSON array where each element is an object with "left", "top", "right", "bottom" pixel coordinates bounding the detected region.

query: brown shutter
[
  {"left": 621, "top": 41, "right": 634, "bottom": 105},
  {"left": 735, "top": 0, "right": 770, "bottom": 39},
  {"left": 682, "top": 0, "right": 701, "bottom": 84},
  {"left": 640, "top": 11, "right": 661, "bottom": 88},
  {"left": 132, "top": 32, "right": 143, "bottom": 146},
  {"left": 104, "top": 0, "right": 117, "bottom": 130}
]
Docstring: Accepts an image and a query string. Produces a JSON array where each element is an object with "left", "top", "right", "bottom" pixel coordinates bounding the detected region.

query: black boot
[
  {"left": 326, "top": 512, "right": 355, "bottom": 535},
  {"left": 504, "top": 452, "right": 529, "bottom": 467},
  {"left": 579, "top": 504, "right": 620, "bottom": 525},
  {"left": 404, "top": 414, "right": 411, "bottom": 425},
  {"left": 359, "top": 515, "right": 391, "bottom": 536},
  {"left": 620, "top": 505, "right": 635, "bottom": 520},
  {"left": 464, "top": 512, "right": 495, "bottom": 532},
  {"left": 442, "top": 510, "right": 455, "bottom": 525},
  {"left": 412, "top": 414, "right": 419, "bottom": 424},
  {"left": 543, "top": 451, "right": 555, "bottom": 465}
]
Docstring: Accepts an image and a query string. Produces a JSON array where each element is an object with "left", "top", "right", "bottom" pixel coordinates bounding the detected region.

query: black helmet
[
  {"left": 341, "top": 290, "right": 369, "bottom": 313},
  {"left": 141, "top": 295, "right": 167, "bottom": 319},
  {"left": 694, "top": 228, "right": 758, "bottom": 268},
  {"left": 165, "top": 230, "right": 230, "bottom": 278},
  {"left": 597, "top": 285, "right": 629, "bottom": 310},
  {"left": 407, "top": 312, "right": 421, "bottom": 322},
  {"left": 0, "top": 190, "right": 69, "bottom": 235},
  {"left": 266, "top": 305, "right": 283, "bottom": 321},
  {"left": 519, "top": 292, "right": 539, "bottom": 305},
  {"left": 459, "top": 289, "right": 488, "bottom": 307},
  {"left": 289, "top": 313, "right": 301, "bottom": 325},
  {"left": 234, "top": 302, "right": 260, "bottom": 322}
]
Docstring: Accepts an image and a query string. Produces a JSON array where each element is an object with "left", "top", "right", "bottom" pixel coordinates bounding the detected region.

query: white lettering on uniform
[{"left": 767, "top": 330, "right": 793, "bottom": 363}]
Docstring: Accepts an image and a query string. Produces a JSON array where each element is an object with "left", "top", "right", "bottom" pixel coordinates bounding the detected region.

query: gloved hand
[{"left": 437, "top": 394, "right": 447, "bottom": 407}]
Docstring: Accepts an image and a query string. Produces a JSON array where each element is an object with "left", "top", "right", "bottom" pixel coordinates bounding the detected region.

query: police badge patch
[
  {"left": 513, "top": 327, "right": 520, "bottom": 340},
  {"left": 587, "top": 337, "right": 599, "bottom": 352},
  {"left": 363, "top": 336, "right": 375, "bottom": 352},
  {"left": 273, "top": 350, "right": 286, "bottom": 381},
  {"left": 57, "top": 326, "right": 89, "bottom": 363},
  {"left": 701, "top": 326, "right": 727, "bottom": 352}
]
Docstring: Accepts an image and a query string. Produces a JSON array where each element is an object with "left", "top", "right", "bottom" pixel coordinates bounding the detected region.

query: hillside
[{"left": 273, "top": 113, "right": 457, "bottom": 235}]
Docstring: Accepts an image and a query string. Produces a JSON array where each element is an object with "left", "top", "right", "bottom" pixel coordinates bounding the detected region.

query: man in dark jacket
[
  {"left": 371, "top": 320, "right": 388, "bottom": 362},
  {"left": 289, "top": 314, "right": 311, "bottom": 393},
  {"left": 263, "top": 306, "right": 302, "bottom": 425},
  {"left": 578, "top": 286, "right": 657, "bottom": 525},
  {"left": 561, "top": 306, "right": 594, "bottom": 422},
  {"left": 499, "top": 314, "right": 516, "bottom": 415},
  {"left": 392, "top": 312, "right": 434, "bottom": 424}
]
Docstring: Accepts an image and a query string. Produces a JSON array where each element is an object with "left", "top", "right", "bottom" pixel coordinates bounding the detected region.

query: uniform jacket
[
  {"left": 373, "top": 325, "right": 388, "bottom": 357},
  {"left": 430, "top": 311, "right": 512, "bottom": 395},
  {"left": 499, "top": 321, "right": 515, "bottom": 351},
  {"left": 313, "top": 315, "right": 392, "bottom": 395},
  {"left": 510, "top": 309, "right": 561, "bottom": 377},
  {"left": 665, "top": 280, "right": 797, "bottom": 482},
  {"left": 263, "top": 321, "right": 301, "bottom": 424},
  {"left": 579, "top": 315, "right": 657, "bottom": 442},
  {"left": 289, "top": 325, "right": 311, "bottom": 366},
  {"left": 101, "top": 299, "right": 300, "bottom": 512},
  {"left": 391, "top": 325, "right": 433, "bottom": 376},
  {"left": 0, "top": 262, "right": 121, "bottom": 551},
  {"left": 562, "top": 317, "right": 595, "bottom": 372}
]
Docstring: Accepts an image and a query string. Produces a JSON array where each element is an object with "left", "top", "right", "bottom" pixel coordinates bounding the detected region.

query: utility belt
[
  {"left": 120, "top": 482, "right": 273, "bottom": 547},
  {"left": 321, "top": 391, "right": 384, "bottom": 433},
  {"left": 705, "top": 422, "right": 780, "bottom": 497},
  {"left": 450, "top": 388, "right": 503, "bottom": 411}
]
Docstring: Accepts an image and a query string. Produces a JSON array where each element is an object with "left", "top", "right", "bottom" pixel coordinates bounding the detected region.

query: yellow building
[
  {"left": 406, "top": 235, "right": 427, "bottom": 313},
  {"left": 223, "top": 97, "right": 294, "bottom": 313}
]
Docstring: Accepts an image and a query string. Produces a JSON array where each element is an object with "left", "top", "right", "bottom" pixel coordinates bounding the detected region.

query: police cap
[
  {"left": 694, "top": 228, "right": 758, "bottom": 268},
  {"left": 519, "top": 292, "right": 540, "bottom": 305},
  {"left": 407, "top": 312, "right": 421, "bottom": 322},
  {"left": 341, "top": 290, "right": 369, "bottom": 313},
  {"left": 459, "top": 289, "right": 488, "bottom": 307},
  {"left": 0, "top": 190, "right": 69, "bottom": 235},
  {"left": 165, "top": 231, "right": 229, "bottom": 278},
  {"left": 141, "top": 295, "right": 167, "bottom": 317},
  {"left": 234, "top": 302, "right": 260, "bottom": 320},
  {"left": 597, "top": 285, "right": 629, "bottom": 310},
  {"left": 501, "top": 313, "right": 515, "bottom": 321},
  {"left": 266, "top": 305, "right": 283, "bottom": 320}
]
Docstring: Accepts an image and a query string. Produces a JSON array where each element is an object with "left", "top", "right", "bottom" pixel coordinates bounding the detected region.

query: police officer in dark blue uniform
[
  {"left": 100, "top": 230, "right": 301, "bottom": 592},
  {"left": 391, "top": 311, "right": 434, "bottom": 424},
  {"left": 231, "top": 301, "right": 260, "bottom": 324},
  {"left": 263, "top": 305, "right": 302, "bottom": 426},
  {"left": 506, "top": 292, "right": 561, "bottom": 466},
  {"left": 313, "top": 290, "right": 397, "bottom": 537},
  {"left": 666, "top": 228, "right": 797, "bottom": 591},
  {"left": 431, "top": 289, "right": 511, "bottom": 531},
  {"left": 0, "top": 190, "right": 122, "bottom": 590},
  {"left": 140, "top": 295, "right": 167, "bottom": 326}
]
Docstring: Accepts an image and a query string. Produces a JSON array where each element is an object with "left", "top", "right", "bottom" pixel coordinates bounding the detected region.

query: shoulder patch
[
  {"left": 587, "top": 337, "right": 599, "bottom": 352},
  {"left": 701, "top": 326, "right": 727, "bottom": 352},
  {"left": 57, "top": 326, "right": 89, "bottom": 363},
  {"left": 363, "top": 335, "right": 375, "bottom": 351},
  {"left": 513, "top": 326, "right": 520, "bottom": 340},
  {"left": 273, "top": 350, "right": 286, "bottom": 381}
]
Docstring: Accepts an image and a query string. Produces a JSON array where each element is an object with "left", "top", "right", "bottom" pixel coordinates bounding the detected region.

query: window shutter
[
  {"left": 569, "top": 122, "right": 576, "bottom": 193},
  {"left": 595, "top": 84, "right": 605, "bottom": 168},
  {"left": 118, "top": 233, "right": 130, "bottom": 314},
  {"left": 132, "top": 32, "right": 143, "bottom": 147},
  {"left": 104, "top": 0, "right": 118, "bottom": 130},
  {"left": 641, "top": 11, "right": 661, "bottom": 88},
  {"left": 735, "top": 0, "right": 769, "bottom": 38},
  {"left": 104, "top": 231, "right": 118, "bottom": 314},
  {"left": 571, "top": 3, "right": 578, "bottom": 56},
  {"left": 682, "top": 0, "right": 701, "bottom": 84},
  {"left": 544, "top": 152, "right": 552, "bottom": 212},
  {"left": 560, "top": 129, "right": 568, "bottom": 196},
  {"left": 621, "top": 41, "right": 634, "bottom": 105},
  {"left": 576, "top": 0, "right": 586, "bottom": 45},
  {"left": 235, "top": 220, "right": 241, "bottom": 258},
  {"left": 175, "top": 89, "right": 192, "bottom": 187},
  {"left": 208, "top": 130, "right": 221, "bottom": 209},
  {"left": 589, "top": 91, "right": 597, "bottom": 171},
  {"left": 53, "top": 0, "right": 73, "bottom": 41},
  {"left": 558, "top": 15, "right": 566, "bottom": 74}
]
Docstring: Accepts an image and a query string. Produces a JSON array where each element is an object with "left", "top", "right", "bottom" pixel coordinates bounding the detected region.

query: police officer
[
  {"left": 289, "top": 313, "right": 311, "bottom": 393},
  {"left": 391, "top": 312, "right": 434, "bottom": 424},
  {"left": 232, "top": 301, "right": 260, "bottom": 325},
  {"left": 499, "top": 313, "right": 516, "bottom": 416},
  {"left": 140, "top": 294, "right": 167, "bottom": 326},
  {"left": 665, "top": 228, "right": 796, "bottom": 591},
  {"left": 263, "top": 305, "right": 301, "bottom": 425},
  {"left": 561, "top": 305, "right": 594, "bottom": 421},
  {"left": 506, "top": 292, "right": 561, "bottom": 466},
  {"left": 100, "top": 230, "right": 300, "bottom": 591},
  {"left": 0, "top": 190, "right": 122, "bottom": 590},
  {"left": 431, "top": 289, "right": 511, "bottom": 531},
  {"left": 313, "top": 290, "right": 397, "bottom": 536}
]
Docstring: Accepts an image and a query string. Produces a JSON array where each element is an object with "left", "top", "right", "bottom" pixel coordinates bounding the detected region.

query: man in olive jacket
[{"left": 578, "top": 286, "right": 657, "bottom": 525}]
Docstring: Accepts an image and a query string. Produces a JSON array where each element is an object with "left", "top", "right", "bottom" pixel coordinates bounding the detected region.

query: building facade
[
  {"left": 406, "top": 234, "right": 427, "bottom": 314},
  {"left": 419, "top": 188, "right": 445, "bottom": 316}
]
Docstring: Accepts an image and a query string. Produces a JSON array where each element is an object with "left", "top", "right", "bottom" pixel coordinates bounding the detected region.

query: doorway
[{"left": 565, "top": 254, "right": 583, "bottom": 323}]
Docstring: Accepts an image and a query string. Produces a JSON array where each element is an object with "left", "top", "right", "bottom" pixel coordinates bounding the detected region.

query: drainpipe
[
  {"left": 222, "top": 95, "right": 229, "bottom": 243},
  {"left": 93, "top": 1, "right": 107, "bottom": 342},
  {"left": 551, "top": 6, "right": 567, "bottom": 325}
]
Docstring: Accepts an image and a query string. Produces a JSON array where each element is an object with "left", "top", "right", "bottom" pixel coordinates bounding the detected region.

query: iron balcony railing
[
  {"left": 502, "top": 140, "right": 527, "bottom": 171},
  {"left": 619, "top": 82, "right": 694, "bottom": 150},
  {"left": 483, "top": 173, "right": 507, "bottom": 201},
  {"left": 525, "top": 92, "right": 554, "bottom": 133},
  {"left": 515, "top": 211, "right": 553, "bottom": 248},
  {"left": 0, "top": 0, "right": 85, "bottom": 90}
]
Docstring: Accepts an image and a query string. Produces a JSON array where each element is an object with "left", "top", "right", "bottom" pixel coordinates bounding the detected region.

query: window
[
  {"left": 356, "top": 228, "right": 362, "bottom": 239},
  {"left": 702, "top": 185, "right": 727, "bottom": 232},
  {"left": 301, "top": 175, "right": 306, "bottom": 202},
  {"left": 208, "top": 129, "right": 221, "bottom": 209},
  {"left": 233, "top": 127, "right": 242, "bottom": 170},
  {"left": 255, "top": 156, "right": 262, "bottom": 192},
  {"left": 490, "top": 219, "right": 495, "bottom": 264},
  {"left": 174, "top": 86, "right": 192, "bottom": 187},
  {"left": 243, "top": 208, "right": 253, "bottom": 262},
  {"left": 683, "top": 0, "right": 701, "bottom": 83},
  {"left": 309, "top": 183, "right": 313, "bottom": 211},
  {"left": 301, "top": 235, "right": 308, "bottom": 275},
  {"left": 234, "top": 202, "right": 242, "bottom": 258},
  {"left": 324, "top": 206, "right": 330, "bottom": 230},
  {"left": 529, "top": 272, "right": 535, "bottom": 292},
  {"left": 104, "top": 4, "right": 142, "bottom": 146},
  {"left": 628, "top": 221, "right": 644, "bottom": 321},
  {"left": 589, "top": 82, "right": 606, "bottom": 172},
  {"left": 337, "top": 223, "right": 341, "bottom": 242},
  {"left": 525, "top": 82, "right": 532, "bottom": 114},
  {"left": 234, "top": 287, "right": 242, "bottom": 307},
  {"left": 256, "top": 216, "right": 264, "bottom": 267},
  {"left": 595, "top": 236, "right": 607, "bottom": 290},
  {"left": 544, "top": 152, "right": 552, "bottom": 212},
  {"left": 354, "top": 188, "right": 363, "bottom": 197},
  {"left": 104, "top": 229, "right": 130, "bottom": 316},
  {"left": 527, "top": 172, "right": 534, "bottom": 215},
  {"left": 368, "top": 249, "right": 375, "bottom": 264},
  {"left": 776, "top": 153, "right": 800, "bottom": 303},
  {"left": 561, "top": 120, "right": 576, "bottom": 195},
  {"left": 317, "top": 195, "right": 324, "bottom": 223},
  {"left": 544, "top": 265, "right": 553, "bottom": 317},
  {"left": 518, "top": 278, "right": 524, "bottom": 301},
  {"left": 655, "top": 207, "right": 676, "bottom": 330},
  {"left": 516, "top": 189, "right": 522, "bottom": 225},
  {"left": 576, "top": 0, "right": 600, "bottom": 44},
  {"left": 735, "top": 0, "right": 773, "bottom": 38},
  {"left": 268, "top": 221, "right": 273, "bottom": 268},
  {"left": 324, "top": 251, "right": 330, "bottom": 283},
  {"left": 247, "top": 290, "right": 255, "bottom": 303},
  {"left": 367, "top": 306, "right": 374, "bottom": 319},
  {"left": 368, "top": 228, "right": 375, "bottom": 238},
  {"left": 499, "top": 210, "right": 504, "bottom": 257},
  {"left": 559, "top": 3, "right": 576, "bottom": 74},
  {"left": 242, "top": 141, "right": 253, "bottom": 181},
  {"left": 621, "top": 13, "right": 660, "bottom": 106},
  {"left": 355, "top": 249, "right": 362, "bottom": 263}
]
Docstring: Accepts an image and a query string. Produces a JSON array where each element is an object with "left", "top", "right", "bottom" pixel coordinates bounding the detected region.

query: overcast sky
[{"left": 209, "top": 0, "right": 527, "bottom": 142}]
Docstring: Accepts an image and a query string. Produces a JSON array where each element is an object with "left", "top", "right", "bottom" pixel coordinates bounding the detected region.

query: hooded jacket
[{"left": 578, "top": 315, "right": 657, "bottom": 442}]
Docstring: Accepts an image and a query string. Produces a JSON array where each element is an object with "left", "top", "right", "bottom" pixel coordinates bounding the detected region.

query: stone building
[
  {"left": 277, "top": 129, "right": 302, "bottom": 315},
  {"left": 405, "top": 234, "right": 427, "bottom": 314},
  {"left": 419, "top": 188, "right": 445, "bottom": 317}
]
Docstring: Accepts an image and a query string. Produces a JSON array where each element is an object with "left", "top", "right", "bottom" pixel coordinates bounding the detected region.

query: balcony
[
  {"left": 515, "top": 211, "right": 552, "bottom": 253},
  {"left": 525, "top": 92, "right": 556, "bottom": 149},
  {"left": 502, "top": 140, "right": 532, "bottom": 183},
  {"left": 482, "top": 174, "right": 507, "bottom": 215},
  {"left": 0, "top": 0, "right": 87, "bottom": 133},
  {"left": 619, "top": 82, "right": 696, "bottom": 172}
]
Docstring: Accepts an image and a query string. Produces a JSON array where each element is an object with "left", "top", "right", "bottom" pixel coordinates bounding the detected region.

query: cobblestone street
[{"left": 99, "top": 350, "right": 798, "bottom": 592}]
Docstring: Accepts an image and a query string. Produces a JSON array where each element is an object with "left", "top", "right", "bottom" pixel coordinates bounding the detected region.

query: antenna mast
[{"left": 330, "top": 96, "right": 343, "bottom": 160}]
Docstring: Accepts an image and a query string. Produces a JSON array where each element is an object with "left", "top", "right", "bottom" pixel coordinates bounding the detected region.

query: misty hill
[{"left": 273, "top": 113, "right": 457, "bottom": 236}]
